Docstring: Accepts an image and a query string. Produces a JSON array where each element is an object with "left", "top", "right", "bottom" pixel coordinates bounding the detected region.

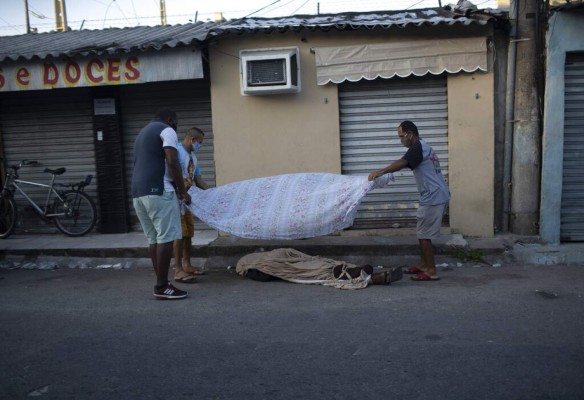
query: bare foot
[
  {"left": 174, "top": 269, "right": 197, "bottom": 283},
  {"left": 184, "top": 265, "right": 206, "bottom": 275}
]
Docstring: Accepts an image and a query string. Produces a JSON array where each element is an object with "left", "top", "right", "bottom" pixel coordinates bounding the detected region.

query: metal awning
[{"left": 315, "top": 37, "right": 488, "bottom": 85}]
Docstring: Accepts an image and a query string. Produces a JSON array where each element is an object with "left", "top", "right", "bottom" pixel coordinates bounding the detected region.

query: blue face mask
[{"left": 192, "top": 142, "right": 202, "bottom": 152}]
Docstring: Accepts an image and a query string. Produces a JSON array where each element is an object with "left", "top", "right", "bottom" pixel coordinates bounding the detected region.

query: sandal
[
  {"left": 403, "top": 266, "right": 424, "bottom": 275},
  {"left": 184, "top": 266, "right": 206, "bottom": 276},
  {"left": 410, "top": 272, "right": 440, "bottom": 281},
  {"left": 174, "top": 270, "right": 197, "bottom": 284}
]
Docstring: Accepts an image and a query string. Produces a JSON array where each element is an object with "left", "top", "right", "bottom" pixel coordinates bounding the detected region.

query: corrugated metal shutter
[
  {"left": 339, "top": 75, "right": 448, "bottom": 228},
  {"left": 119, "top": 79, "right": 214, "bottom": 230},
  {"left": 561, "top": 53, "right": 584, "bottom": 242},
  {"left": 0, "top": 88, "right": 96, "bottom": 234}
]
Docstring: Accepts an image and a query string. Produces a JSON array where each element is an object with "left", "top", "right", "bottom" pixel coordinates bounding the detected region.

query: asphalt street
[{"left": 1, "top": 264, "right": 583, "bottom": 400}]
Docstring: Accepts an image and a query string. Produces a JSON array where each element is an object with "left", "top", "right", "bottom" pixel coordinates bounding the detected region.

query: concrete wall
[
  {"left": 209, "top": 28, "right": 496, "bottom": 237},
  {"left": 540, "top": 9, "right": 584, "bottom": 244},
  {"left": 447, "top": 73, "right": 495, "bottom": 237},
  {"left": 209, "top": 35, "right": 341, "bottom": 184}
]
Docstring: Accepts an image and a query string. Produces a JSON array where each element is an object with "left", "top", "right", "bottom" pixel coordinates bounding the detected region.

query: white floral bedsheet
[{"left": 186, "top": 173, "right": 394, "bottom": 240}]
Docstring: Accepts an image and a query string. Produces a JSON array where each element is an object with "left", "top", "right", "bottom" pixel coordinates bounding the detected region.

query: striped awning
[{"left": 315, "top": 37, "right": 488, "bottom": 85}]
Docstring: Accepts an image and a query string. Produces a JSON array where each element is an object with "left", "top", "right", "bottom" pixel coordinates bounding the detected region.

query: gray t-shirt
[
  {"left": 402, "top": 138, "right": 450, "bottom": 206},
  {"left": 131, "top": 119, "right": 178, "bottom": 198}
]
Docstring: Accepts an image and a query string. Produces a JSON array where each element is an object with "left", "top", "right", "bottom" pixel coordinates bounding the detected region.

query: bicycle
[{"left": 0, "top": 160, "right": 97, "bottom": 239}]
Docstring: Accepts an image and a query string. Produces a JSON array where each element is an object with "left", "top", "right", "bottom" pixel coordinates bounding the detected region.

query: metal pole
[
  {"left": 502, "top": 0, "right": 518, "bottom": 232},
  {"left": 24, "top": 0, "right": 31, "bottom": 33},
  {"left": 160, "top": 0, "right": 167, "bottom": 26},
  {"left": 510, "top": 0, "right": 541, "bottom": 235},
  {"left": 54, "top": 0, "right": 68, "bottom": 32}
]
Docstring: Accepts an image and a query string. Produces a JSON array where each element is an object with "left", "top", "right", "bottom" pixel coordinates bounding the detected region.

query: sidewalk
[{"left": 1, "top": 228, "right": 583, "bottom": 268}]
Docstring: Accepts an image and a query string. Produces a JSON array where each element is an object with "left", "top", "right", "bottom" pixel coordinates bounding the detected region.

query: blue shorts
[
  {"left": 133, "top": 191, "right": 182, "bottom": 244},
  {"left": 416, "top": 203, "right": 447, "bottom": 240}
]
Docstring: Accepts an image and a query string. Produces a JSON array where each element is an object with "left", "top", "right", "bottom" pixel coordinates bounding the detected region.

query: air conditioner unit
[{"left": 240, "top": 47, "right": 301, "bottom": 95}]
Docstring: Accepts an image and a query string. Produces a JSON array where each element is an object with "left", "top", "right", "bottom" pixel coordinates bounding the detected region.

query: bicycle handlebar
[
  {"left": 21, "top": 160, "right": 38, "bottom": 166},
  {"left": 6, "top": 161, "right": 92, "bottom": 189},
  {"left": 9, "top": 160, "right": 39, "bottom": 171}
]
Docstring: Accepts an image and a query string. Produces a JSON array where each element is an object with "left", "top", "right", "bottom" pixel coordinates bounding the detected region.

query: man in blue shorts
[
  {"left": 368, "top": 120, "right": 450, "bottom": 281},
  {"left": 132, "top": 108, "right": 191, "bottom": 299}
]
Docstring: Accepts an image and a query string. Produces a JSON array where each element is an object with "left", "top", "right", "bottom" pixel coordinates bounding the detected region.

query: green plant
[{"left": 449, "top": 247, "right": 484, "bottom": 262}]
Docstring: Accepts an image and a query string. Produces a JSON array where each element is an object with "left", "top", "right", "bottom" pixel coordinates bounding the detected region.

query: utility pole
[
  {"left": 54, "top": 0, "right": 68, "bottom": 32},
  {"left": 510, "top": 0, "right": 541, "bottom": 235},
  {"left": 160, "top": 0, "right": 167, "bottom": 26},
  {"left": 24, "top": 0, "right": 31, "bottom": 33}
]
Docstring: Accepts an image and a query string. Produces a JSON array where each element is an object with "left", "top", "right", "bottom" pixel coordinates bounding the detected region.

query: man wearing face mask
[
  {"left": 132, "top": 108, "right": 191, "bottom": 299},
  {"left": 173, "top": 127, "right": 210, "bottom": 283},
  {"left": 368, "top": 120, "right": 450, "bottom": 282}
]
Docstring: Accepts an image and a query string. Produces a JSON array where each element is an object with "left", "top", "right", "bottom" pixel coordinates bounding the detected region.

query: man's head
[
  {"left": 397, "top": 120, "right": 419, "bottom": 148},
  {"left": 183, "top": 127, "right": 205, "bottom": 152},
  {"left": 155, "top": 107, "right": 178, "bottom": 131}
]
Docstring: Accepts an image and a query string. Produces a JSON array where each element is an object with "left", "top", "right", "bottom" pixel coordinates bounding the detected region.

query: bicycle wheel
[
  {"left": 0, "top": 194, "right": 17, "bottom": 239},
  {"left": 53, "top": 191, "right": 97, "bottom": 237}
]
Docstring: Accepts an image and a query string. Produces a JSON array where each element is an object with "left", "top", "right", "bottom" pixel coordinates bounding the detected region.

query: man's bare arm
[
  {"left": 164, "top": 148, "right": 191, "bottom": 203},
  {"left": 368, "top": 158, "right": 409, "bottom": 181},
  {"left": 194, "top": 175, "right": 209, "bottom": 190}
]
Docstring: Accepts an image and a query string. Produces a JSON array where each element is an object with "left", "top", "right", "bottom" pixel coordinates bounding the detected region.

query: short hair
[
  {"left": 186, "top": 127, "right": 205, "bottom": 139},
  {"left": 399, "top": 120, "right": 419, "bottom": 136},
  {"left": 154, "top": 107, "right": 177, "bottom": 121}
]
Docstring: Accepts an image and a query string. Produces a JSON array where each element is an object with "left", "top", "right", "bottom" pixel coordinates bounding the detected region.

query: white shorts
[
  {"left": 133, "top": 191, "right": 182, "bottom": 244},
  {"left": 416, "top": 203, "right": 447, "bottom": 240}
]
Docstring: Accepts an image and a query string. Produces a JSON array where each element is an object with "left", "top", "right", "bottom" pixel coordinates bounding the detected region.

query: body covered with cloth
[{"left": 236, "top": 248, "right": 403, "bottom": 290}]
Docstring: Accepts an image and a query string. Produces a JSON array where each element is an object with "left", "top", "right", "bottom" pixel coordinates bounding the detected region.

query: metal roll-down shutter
[
  {"left": 119, "top": 79, "right": 214, "bottom": 230},
  {"left": 0, "top": 88, "right": 96, "bottom": 234},
  {"left": 339, "top": 75, "right": 449, "bottom": 229},
  {"left": 561, "top": 53, "right": 584, "bottom": 241}
]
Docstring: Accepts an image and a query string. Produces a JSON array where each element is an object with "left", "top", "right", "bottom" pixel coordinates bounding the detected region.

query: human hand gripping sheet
[{"left": 186, "top": 173, "right": 394, "bottom": 240}]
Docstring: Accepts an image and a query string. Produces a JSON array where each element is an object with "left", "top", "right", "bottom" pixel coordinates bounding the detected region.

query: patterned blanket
[{"left": 186, "top": 173, "right": 393, "bottom": 240}]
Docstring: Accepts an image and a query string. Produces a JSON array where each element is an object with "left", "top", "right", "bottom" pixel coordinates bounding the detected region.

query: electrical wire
[
  {"left": 113, "top": 0, "right": 133, "bottom": 24},
  {"left": 406, "top": 0, "right": 428, "bottom": 10},
  {"left": 290, "top": 0, "right": 313, "bottom": 15},
  {"left": 0, "top": 16, "right": 22, "bottom": 33},
  {"left": 261, "top": 0, "right": 306, "bottom": 15},
  {"left": 102, "top": 0, "right": 116, "bottom": 28},
  {"left": 130, "top": 0, "right": 140, "bottom": 24},
  {"left": 245, "top": 0, "right": 284, "bottom": 17}
]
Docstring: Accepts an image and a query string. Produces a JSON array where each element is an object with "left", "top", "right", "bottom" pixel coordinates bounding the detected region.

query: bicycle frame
[{"left": 9, "top": 177, "right": 68, "bottom": 218}]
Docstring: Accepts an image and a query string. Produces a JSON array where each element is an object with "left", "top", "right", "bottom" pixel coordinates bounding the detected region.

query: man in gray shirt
[
  {"left": 369, "top": 120, "right": 450, "bottom": 281},
  {"left": 132, "top": 108, "right": 191, "bottom": 299}
]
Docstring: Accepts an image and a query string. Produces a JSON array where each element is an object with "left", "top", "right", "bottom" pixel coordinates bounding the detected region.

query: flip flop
[
  {"left": 174, "top": 274, "right": 197, "bottom": 284},
  {"left": 410, "top": 272, "right": 440, "bottom": 281},
  {"left": 403, "top": 266, "right": 424, "bottom": 275},
  {"left": 185, "top": 267, "right": 206, "bottom": 276}
]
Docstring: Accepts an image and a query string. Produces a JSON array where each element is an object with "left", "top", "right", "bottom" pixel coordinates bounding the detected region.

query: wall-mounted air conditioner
[{"left": 240, "top": 47, "right": 301, "bottom": 95}]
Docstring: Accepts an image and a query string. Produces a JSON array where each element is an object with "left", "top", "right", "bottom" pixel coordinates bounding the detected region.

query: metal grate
[
  {"left": 119, "top": 79, "right": 214, "bottom": 231},
  {"left": 561, "top": 53, "right": 584, "bottom": 241},
  {"left": 339, "top": 75, "right": 449, "bottom": 229},
  {"left": 247, "top": 59, "right": 287, "bottom": 86}
]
